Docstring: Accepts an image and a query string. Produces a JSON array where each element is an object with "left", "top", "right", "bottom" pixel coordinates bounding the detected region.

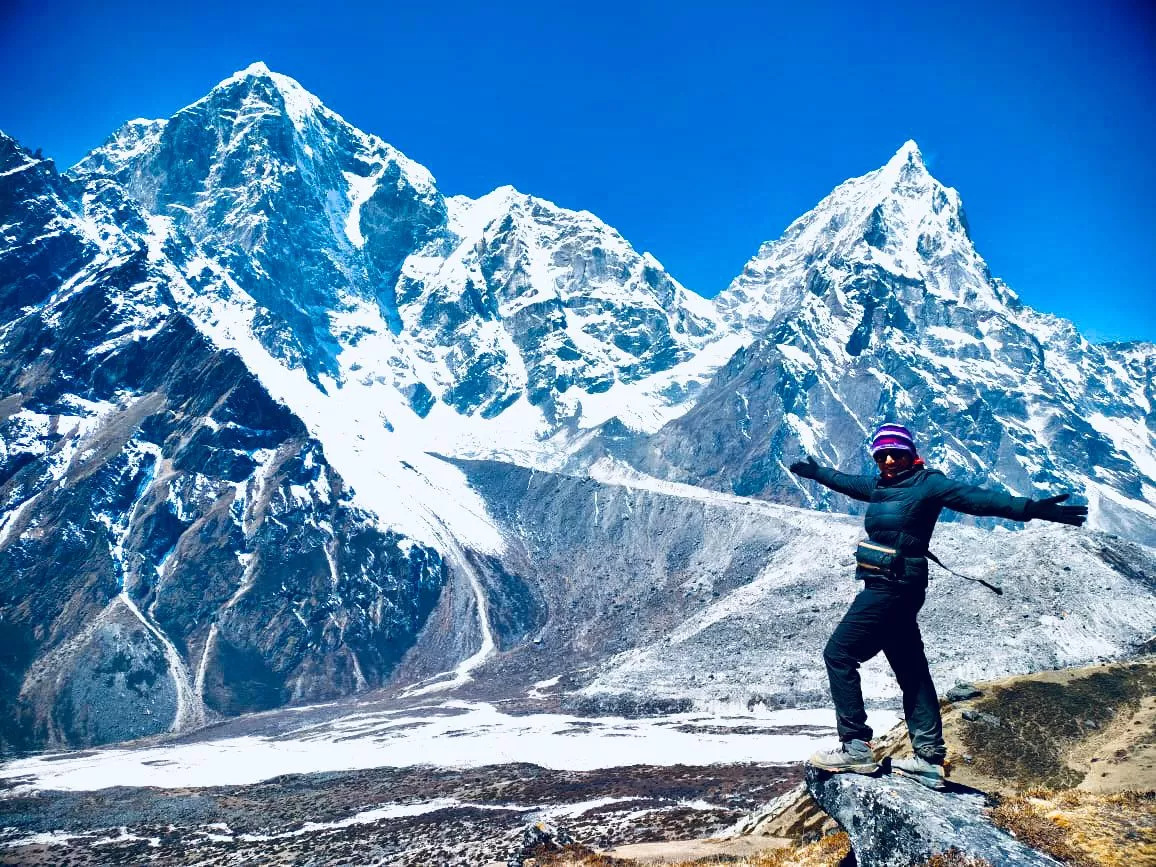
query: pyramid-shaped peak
[
  {"left": 899, "top": 139, "right": 922, "bottom": 158},
  {"left": 239, "top": 60, "right": 272, "bottom": 77},
  {"left": 218, "top": 61, "right": 308, "bottom": 96},
  {"left": 204, "top": 62, "right": 324, "bottom": 129},
  {"left": 887, "top": 139, "right": 926, "bottom": 171}
]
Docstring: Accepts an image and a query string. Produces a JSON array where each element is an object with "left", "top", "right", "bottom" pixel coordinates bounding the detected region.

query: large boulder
[{"left": 805, "top": 765, "right": 1060, "bottom": 866}]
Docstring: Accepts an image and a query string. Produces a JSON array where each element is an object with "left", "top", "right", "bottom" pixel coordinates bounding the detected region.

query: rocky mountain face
[
  {"left": 2, "top": 64, "right": 1155, "bottom": 752},
  {"left": 628, "top": 142, "right": 1156, "bottom": 545},
  {"left": 71, "top": 62, "right": 732, "bottom": 441},
  {"left": 396, "top": 187, "right": 727, "bottom": 428},
  {"left": 0, "top": 133, "right": 446, "bottom": 752},
  {"left": 70, "top": 65, "right": 446, "bottom": 384}
]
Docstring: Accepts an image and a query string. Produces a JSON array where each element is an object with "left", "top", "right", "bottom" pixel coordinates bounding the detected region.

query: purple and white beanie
[{"left": 869, "top": 422, "right": 917, "bottom": 456}]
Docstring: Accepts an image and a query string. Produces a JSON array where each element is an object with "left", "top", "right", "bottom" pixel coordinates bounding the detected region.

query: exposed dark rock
[
  {"left": 506, "top": 819, "right": 576, "bottom": 866},
  {"left": 961, "top": 710, "right": 1001, "bottom": 727},
  {"left": 561, "top": 693, "right": 695, "bottom": 718},
  {"left": 947, "top": 683, "right": 983, "bottom": 702}
]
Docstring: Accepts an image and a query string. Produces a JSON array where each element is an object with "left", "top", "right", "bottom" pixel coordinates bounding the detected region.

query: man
[{"left": 789, "top": 422, "right": 1087, "bottom": 789}]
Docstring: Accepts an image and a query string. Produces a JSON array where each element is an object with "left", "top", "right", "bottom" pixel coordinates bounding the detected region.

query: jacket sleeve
[
  {"left": 811, "top": 465, "right": 877, "bottom": 502},
  {"left": 933, "top": 476, "right": 1032, "bottom": 520}
]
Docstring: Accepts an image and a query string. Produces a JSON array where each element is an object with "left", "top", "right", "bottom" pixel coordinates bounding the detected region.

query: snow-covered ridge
[
  {"left": 144, "top": 214, "right": 505, "bottom": 554},
  {"left": 66, "top": 62, "right": 737, "bottom": 465},
  {"left": 6, "top": 71, "right": 1155, "bottom": 760},
  {"left": 59, "top": 66, "right": 1156, "bottom": 545},
  {"left": 179, "top": 61, "right": 437, "bottom": 195},
  {"left": 636, "top": 135, "right": 1156, "bottom": 545}
]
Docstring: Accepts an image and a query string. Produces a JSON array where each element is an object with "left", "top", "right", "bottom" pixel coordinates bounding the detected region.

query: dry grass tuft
[
  {"left": 534, "top": 843, "right": 635, "bottom": 865},
  {"left": 534, "top": 832, "right": 853, "bottom": 867},
  {"left": 716, "top": 831, "right": 851, "bottom": 867},
  {"left": 988, "top": 787, "right": 1156, "bottom": 866}
]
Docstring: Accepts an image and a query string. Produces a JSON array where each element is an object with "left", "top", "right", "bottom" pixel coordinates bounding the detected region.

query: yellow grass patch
[
  {"left": 988, "top": 788, "right": 1156, "bottom": 867},
  {"left": 535, "top": 833, "right": 997, "bottom": 866},
  {"left": 536, "top": 832, "right": 851, "bottom": 866}
]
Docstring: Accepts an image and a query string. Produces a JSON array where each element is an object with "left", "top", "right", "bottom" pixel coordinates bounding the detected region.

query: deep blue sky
[{"left": 2, "top": 0, "right": 1153, "bottom": 342}]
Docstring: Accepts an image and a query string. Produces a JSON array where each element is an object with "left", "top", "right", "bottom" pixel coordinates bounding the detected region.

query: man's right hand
[{"left": 789, "top": 456, "right": 820, "bottom": 479}]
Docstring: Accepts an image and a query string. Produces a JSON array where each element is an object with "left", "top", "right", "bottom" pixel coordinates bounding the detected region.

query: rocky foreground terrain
[
  {"left": 593, "top": 656, "right": 1156, "bottom": 867},
  {"left": 2, "top": 656, "right": 1154, "bottom": 865}
]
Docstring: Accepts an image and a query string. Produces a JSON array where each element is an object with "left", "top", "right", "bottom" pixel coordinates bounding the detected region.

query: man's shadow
[
  {"left": 813, "top": 759, "right": 995, "bottom": 800},
  {"left": 878, "top": 757, "right": 995, "bottom": 801}
]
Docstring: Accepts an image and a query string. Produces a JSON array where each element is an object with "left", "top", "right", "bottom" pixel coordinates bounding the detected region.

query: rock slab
[{"left": 805, "top": 764, "right": 1061, "bottom": 866}]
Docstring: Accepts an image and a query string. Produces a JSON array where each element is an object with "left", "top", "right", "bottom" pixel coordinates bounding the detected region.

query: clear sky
[{"left": 2, "top": 0, "right": 1153, "bottom": 343}]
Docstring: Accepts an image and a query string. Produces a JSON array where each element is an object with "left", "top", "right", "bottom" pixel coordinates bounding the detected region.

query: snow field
[{"left": 0, "top": 700, "right": 895, "bottom": 793}]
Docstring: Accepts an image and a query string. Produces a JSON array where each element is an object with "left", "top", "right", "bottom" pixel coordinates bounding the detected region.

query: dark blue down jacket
[{"left": 812, "top": 464, "right": 1032, "bottom": 585}]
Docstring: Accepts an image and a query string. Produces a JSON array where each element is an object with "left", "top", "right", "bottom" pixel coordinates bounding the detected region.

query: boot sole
[{"left": 807, "top": 759, "right": 880, "bottom": 774}]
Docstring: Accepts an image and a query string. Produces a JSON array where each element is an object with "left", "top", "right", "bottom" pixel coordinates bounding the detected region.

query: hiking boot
[
  {"left": 808, "top": 739, "right": 879, "bottom": 774},
  {"left": 890, "top": 755, "right": 946, "bottom": 790}
]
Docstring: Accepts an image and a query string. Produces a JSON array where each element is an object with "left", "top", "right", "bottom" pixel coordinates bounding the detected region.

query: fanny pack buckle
[{"left": 856, "top": 541, "right": 901, "bottom": 575}]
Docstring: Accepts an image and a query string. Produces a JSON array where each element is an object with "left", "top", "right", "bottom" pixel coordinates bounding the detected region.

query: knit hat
[{"left": 869, "top": 422, "right": 917, "bottom": 456}]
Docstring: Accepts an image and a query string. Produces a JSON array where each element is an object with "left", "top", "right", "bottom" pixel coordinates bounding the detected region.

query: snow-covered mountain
[
  {"left": 71, "top": 63, "right": 446, "bottom": 384},
  {"left": 3, "top": 63, "right": 1154, "bottom": 752},
  {"left": 397, "top": 186, "right": 731, "bottom": 428},
  {"left": 0, "top": 65, "right": 741, "bottom": 751},
  {"left": 71, "top": 63, "right": 736, "bottom": 453},
  {"left": 631, "top": 141, "right": 1156, "bottom": 545},
  {"left": 0, "top": 133, "right": 447, "bottom": 751}
]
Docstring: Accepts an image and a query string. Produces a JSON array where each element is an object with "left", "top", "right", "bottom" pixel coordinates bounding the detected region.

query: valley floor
[
  {"left": 0, "top": 762, "right": 800, "bottom": 866},
  {"left": 0, "top": 702, "right": 897, "bottom": 865},
  {"left": 3, "top": 659, "right": 1154, "bottom": 865}
]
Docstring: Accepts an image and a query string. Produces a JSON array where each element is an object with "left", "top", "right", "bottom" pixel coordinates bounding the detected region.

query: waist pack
[
  {"left": 855, "top": 540, "right": 902, "bottom": 576},
  {"left": 854, "top": 541, "right": 1004, "bottom": 595}
]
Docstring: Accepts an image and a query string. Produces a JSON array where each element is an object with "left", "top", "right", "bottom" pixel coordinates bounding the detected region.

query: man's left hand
[{"left": 1026, "top": 494, "right": 1088, "bottom": 526}]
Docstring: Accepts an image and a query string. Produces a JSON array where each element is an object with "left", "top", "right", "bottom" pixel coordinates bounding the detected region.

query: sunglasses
[{"left": 873, "top": 449, "right": 911, "bottom": 463}]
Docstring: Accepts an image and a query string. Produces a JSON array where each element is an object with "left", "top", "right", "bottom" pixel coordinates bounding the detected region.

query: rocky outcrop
[
  {"left": 805, "top": 765, "right": 1060, "bottom": 866},
  {"left": 732, "top": 658, "right": 1156, "bottom": 866},
  {"left": 505, "top": 819, "right": 575, "bottom": 867}
]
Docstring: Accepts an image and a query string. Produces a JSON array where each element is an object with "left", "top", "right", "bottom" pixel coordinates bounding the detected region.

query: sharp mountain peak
[{"left": 888, "top": 138, "right": 926, "bottom": 169}]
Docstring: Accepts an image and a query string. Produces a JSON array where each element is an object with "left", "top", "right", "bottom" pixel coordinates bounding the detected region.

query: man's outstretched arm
[
  {"left": 934, "top": 477, "right": 1087, "bottom": 526},
  {"left": 790, "top": 456, "right": 877, "bottom": 502}
]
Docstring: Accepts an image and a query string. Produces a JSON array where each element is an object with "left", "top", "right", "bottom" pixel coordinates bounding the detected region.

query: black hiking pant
[{"left": 822, "top": 581, "right": 946, "bottom": 764}]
